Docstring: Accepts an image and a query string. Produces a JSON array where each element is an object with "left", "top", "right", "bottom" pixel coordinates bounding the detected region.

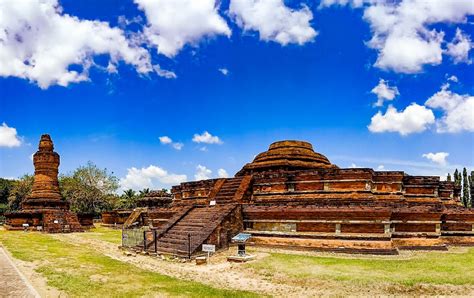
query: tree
[
  {"left": 470, "top": 171, "right": 474, "bottom": 208},
  {"left": 60, "top": 161, "right": 119, "bottom": 215},
  {"left": 0, "top": 178, "right": 14, "bottom": 205},
  {"left": 139, "top": 188, "right": 150, "bottom": 197},
  {"left": 462, "top": 168, "right": 470, "bottom": 207},
  {"left": 120, "top": 189, "right": 138, "bottom": 209},
  {"left": 7, "top": 175, "right": 34, "bottom": 211},
  {"left": 454, "top": 169, "right": 461, "bottom": 187}
]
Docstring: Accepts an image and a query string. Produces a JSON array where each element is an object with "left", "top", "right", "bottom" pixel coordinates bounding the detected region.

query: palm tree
[
  {"left": 122, "top": 189, "right": 136, "bottom": 209},
  {"left": 139, "top": 188, "right": 150, "bottom": 197}
]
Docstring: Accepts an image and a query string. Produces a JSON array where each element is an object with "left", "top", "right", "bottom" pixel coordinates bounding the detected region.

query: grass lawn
[
  {"left": 80, "top": 224, "right": 123, "bottom": 245},
  {"left": 0, "top": 229, "right": 257, "bottom": 298},
  {"left": 247, "top": 249, "right": 474, "bottom": 287}
]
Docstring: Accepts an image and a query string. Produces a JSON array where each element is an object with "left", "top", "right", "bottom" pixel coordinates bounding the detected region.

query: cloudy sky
[{"left": 0, "top": 0, "right": 473, "bottom": 191}]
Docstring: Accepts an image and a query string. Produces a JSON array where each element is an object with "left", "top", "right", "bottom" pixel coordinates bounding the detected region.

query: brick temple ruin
[
  {"left": 125, "top": 140, "right": 474, "bottom": 256},
  {"left": 5, "top": 135, "right": 83, "bottom": 233}
]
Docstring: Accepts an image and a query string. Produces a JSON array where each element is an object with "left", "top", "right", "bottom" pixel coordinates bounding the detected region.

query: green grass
[
  {"left": 0, "top": 230, "right": 258, "bottom": 297},
  {"left": 247, "top": 249, "right": 474, "bottom": 287},
  {"left": 80, "top": 224, "right": 123, "bottom": 245}
]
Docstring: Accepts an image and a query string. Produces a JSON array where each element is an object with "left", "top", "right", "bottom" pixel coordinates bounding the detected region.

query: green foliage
[
  {"left": 454, "top": 169, "right": 461, "bottom": 187},
  {"left": 7, "top": 175, "right": 34, "bottom": 211},
  {"left": 462, "top": 168, "right": 471, "bottom": 208},
  {"left": 60, "top": 161, "right": 119, "bottom": 215},
  {"left": 118, "top": 188, "right": 138, "bottom": 209},
  {"left": 0, "top": 178, "right": 14, "bottom": 204},
  {"left": 470, "top": 171, "right": 474, "bottom": 208},
  {"left": 139, "top": 188, "right": 150, "bottom": 197}
]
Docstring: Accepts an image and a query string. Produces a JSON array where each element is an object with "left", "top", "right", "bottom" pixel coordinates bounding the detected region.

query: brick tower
[{"left": 5, "top": 134, "right": 83, "bottom": 232}]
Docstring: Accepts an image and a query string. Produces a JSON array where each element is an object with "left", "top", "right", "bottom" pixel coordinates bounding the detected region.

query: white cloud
[
  {"left": 0, "top": 0, "right": 158, "bottom": 89},
  {"left": 377, "top": 165, "right": 385, "bottom": 170},
  {"left": 159, "top": 136, "right": 172, "bottom": 144},
  {"left": 153, "top": 65, "right": 177, "bottom": 79},
  {"left": 319, "top": 0, "right": 371, "bottom": 8},
  {"left": 229, "top": 0, "right": 317, "bottom": 46},
  {"left": 368, "top": 104, "right": 435, "bottom": 135},
  {"left": 172, "top": 142, "right": 184, "bottom": 150},
  {"left": 425, "top": 84, "right": 474, "bottom": 133},
  {"left": 323, "top": 1, "right": 474, "bottom": 73},
  {"left": 371, "top": 78, "right": 399, "bottom": 107},
  {"left": 0, "top": 123, "right": 21, "bottom": 147},
  {"left": 217, "top": 168, "right": 229, "bottom": 178},
  {"left": 446, "top": 28, "right": 472, "bottom": 64},
  {"left": 192, "top": 131, "right": 223, "bottom": 144},
  {"left": 349, "top": 163, "right": 358, "bottom": 168},
  {"left": 218, "top": 68, "right": 229, "bottom": 76},
  {"left": 159, "top": 136, "right": 183, "bottom": 150},
  {"left": 120, "top": 165, "right": 187, "bottom": 190},
  {"left": 135, "top": 0, "right": 231, "bottom": 58},
  {"left": 199, "top": 146, "right": 208, "bottom": 152},
  {"left": 194, "top": 164, "right": 212, "bottom": 181},
  {"left": 447, "top": 75, "right": 458, "bottom": 82},
  {"left": 422, "top": 152, "right": 449, "bottom": 166}
]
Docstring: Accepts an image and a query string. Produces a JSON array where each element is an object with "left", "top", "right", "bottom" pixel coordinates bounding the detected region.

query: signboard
[
  {"left": 232, "top": 233, "right": 252, "bottom": 243},
  {"left": 202, "top": 244, "right": 216, "bottom": 253},
  {"left": 209, "top": 200, "right": 216, "bottom": 206}
]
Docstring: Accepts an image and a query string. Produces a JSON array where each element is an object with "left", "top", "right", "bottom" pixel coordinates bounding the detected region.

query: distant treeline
[
  {"left": 0, "top": 161, "right": 167, "bottom": 216},
  {"left": 447, "top": 168, "right": 473, "bottom": 208}
]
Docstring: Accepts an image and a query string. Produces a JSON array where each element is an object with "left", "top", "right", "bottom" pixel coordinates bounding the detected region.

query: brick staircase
[
  {"left": 123, "top": 207, "right": 147, "bottom": 229},
  {"left": 213, "top": 177, "right": 244, "bottom": 204},
  {"left": 152, "top": 204, "right": 237, "bottom": 257}
]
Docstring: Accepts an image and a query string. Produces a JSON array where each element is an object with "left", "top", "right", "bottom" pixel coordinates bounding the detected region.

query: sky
[{"left": 0, "top": 0, "right": 473, "bottom": 191}]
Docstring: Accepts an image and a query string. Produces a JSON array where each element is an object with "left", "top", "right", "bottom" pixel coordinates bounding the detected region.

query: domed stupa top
[
  {"left": 38, "top": 134, "right": 54, "bottom": 151},
  {"left": 236, "top": 140, "right": 336, "bottom": 176}
]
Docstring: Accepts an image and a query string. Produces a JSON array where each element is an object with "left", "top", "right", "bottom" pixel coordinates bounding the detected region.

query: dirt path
[
  {"left": 0, "top": 246, "right": 40, "bottom": 298},
  {"left": 52, "top": 233, "right": 315, "bottom": 297},
  {"left": 52, "top": 233, "right": 474, "bottom": 297}
]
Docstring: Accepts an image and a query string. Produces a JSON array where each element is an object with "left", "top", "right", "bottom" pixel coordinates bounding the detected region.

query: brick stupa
[
  {"left": 5, "top": 135, "right": 83, "bottom": 232},
  {"left": 118, "top": 140, "right": 474, "bottom": 257}
]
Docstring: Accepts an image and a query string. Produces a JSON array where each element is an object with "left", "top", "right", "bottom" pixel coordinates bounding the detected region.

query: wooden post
[
  {"left": 143, "top": 230, "right": 146, "bottom": 251},
  {"left": 154, "top": 230, "right": 157, "bottom": 253},
  {"left": 188, "top": 233, "right": 191, "bottom": 259}
]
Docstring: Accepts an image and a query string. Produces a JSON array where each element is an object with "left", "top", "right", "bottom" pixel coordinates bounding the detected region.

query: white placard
[
  {"left": 202, "top": 244, "right": 215, "bottom": 253},
  {"left": 209, "top": 200, "right": 216, "bottom": 206},
  {"left": 53, "top": 220, "right": 59, "bottom": 224},
  {"left": 22, "top": 223, "right": 29, "bottom": 227}
]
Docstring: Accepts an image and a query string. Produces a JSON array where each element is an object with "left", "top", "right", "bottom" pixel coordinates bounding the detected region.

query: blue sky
[{"left": 0, "top": 0, "right": 473, "bottom": 191}]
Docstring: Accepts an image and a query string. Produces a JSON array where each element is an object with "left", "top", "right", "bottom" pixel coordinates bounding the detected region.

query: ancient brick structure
[
  {"left": 128, "top": 140, "right": 474, "bottom": 256},
  {"left": 101, "top": 210, "right": 132, "bottom": 227},
  {"left": 5, "top": 135, "right": 83, "bottom": 233},
  {"left": 137, "top": 190, "right": 172, "bottom": 208}
]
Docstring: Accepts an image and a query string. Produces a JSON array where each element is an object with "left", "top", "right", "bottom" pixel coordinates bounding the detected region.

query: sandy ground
[{"left": 51, "top": 233, "right": 474, "bottom": 297}]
